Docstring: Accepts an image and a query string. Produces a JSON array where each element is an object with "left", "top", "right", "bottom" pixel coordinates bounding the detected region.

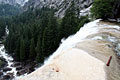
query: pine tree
[
  {"left": 59, "top": 1, "right": 79, "bottom": 39},
  {"left": 29, "top": 38, "right": 36, "bottom": 60},
  {"left": 20, "top": 36, "right": 26, "bottom": 61},
  {"left": 14, "top": 38, "right": 20, "bottom": 61},
  {"left": 35, "top": 36, "right": 43, "bottom": 63},
  {"left": 42, "top": 11, "right": 58, "bottom": 58},
  {"left": 90, "top": 0, "right": 114, "bottom": 19}
]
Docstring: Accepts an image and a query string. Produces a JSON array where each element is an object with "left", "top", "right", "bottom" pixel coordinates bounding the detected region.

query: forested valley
[
  {"left": 0, "top": 2, "right": 89, "bottom": 66},
  {"left": 0, "top": 0, "right": 120, "bottom": 79}
]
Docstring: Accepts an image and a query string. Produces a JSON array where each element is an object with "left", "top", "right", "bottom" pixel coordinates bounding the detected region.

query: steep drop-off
[{"left": 19, "top": 20, "right": 120, "bottom": 80}]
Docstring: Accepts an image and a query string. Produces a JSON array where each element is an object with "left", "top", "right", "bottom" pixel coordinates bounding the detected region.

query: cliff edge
[{"left": 19, "top": 20, "right": 120, "bottom": 80}]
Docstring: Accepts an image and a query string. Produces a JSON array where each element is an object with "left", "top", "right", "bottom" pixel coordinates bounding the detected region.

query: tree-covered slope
[
  {"left": 4, "top": 4, "right": 89, "bottom": 64},
  {"left": 0, "top": 4, "right": 20, "bottom": 17}
]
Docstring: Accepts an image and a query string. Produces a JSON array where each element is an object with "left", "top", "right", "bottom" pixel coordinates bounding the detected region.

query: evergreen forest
[{"left": 0, "top": 3, "right": 89, "bottom": 64}]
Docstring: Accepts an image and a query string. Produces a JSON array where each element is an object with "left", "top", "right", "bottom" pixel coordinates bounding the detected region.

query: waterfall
[
  {"left": 44, "top": 19, "right": 120, "bottom": 67},
  {"left": 44, "top": 19, "right": 101, "bottom": 65}
]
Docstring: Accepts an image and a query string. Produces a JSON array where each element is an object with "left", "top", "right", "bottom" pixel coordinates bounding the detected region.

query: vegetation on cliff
[
  {"left": 3, "top": 4, "right": 89, "bottom": 63},
  {"left": 0, "top": 4, "right": 20, "bottom": 17},
  {"left": 91, "top": 0, "right": 120, "bottom": 19}
]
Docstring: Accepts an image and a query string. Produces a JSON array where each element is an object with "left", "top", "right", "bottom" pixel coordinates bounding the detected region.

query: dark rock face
[
  {"left": 0, "top": 57, "right": 7, "bottom": 69},
  {"left": 17, "top": 69, "right": 26, "bottom": 76},
  {"left": 16, "top": 61, "right": 36, "bottom": 76},
  {"left": 3, "top": 67, "right": 12, "bottom": 72},
  {"left": 0, "top": 72, "right": 3, "bottom": 77},
  {"left": 3, "top": 75, "right": 11, "bottom": 80},
  {"left": 13, "top": 62, "right": 21, "bottom": 67},
  {"left": 113, "top": 1, "right": 120, "bottom": 18},
  {"left": 7, "top": 73, "right": 14, "bottom": 79},
  {"left": 0, "top": 52, "right": 36, "bottom": 79},
  {"left": 16, "top": 66, "right": 23, "bottom": 71},
  {"left": 23, "top": 0, "right": 93, "bottom": 18}
]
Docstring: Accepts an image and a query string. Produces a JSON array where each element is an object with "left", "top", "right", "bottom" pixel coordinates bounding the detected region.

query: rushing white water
[
  {"left": 5, "top": 25, "right": 9, "bottom": 36},
  {"left": 44, "top": 19, "right": 120, "bottom": 65},
  {"left": 44, "top": 19, "right": 101, "bottom": 65},
  {"left": 0, "top": 25, "right": 18, "bottom": 79},
  {"left": 0, "top": 25, "right": 24, "bottom": 80},
  {"left": 0, "top": 45, "right": 17, "bottom": 78},
  {"left": 0, "top": 45, "right": 28, "bottom": 80},
  {"left": 92, "top": 35, "right": 120, "bottom": 56}
]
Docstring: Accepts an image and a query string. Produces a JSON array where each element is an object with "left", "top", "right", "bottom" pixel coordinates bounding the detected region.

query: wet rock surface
[
  {"left": 3, "top": 67, "right": 12, "bottom": 72},
  {"left": 7, "top": 73, "right": 14, "bottom": 79},
  {"left": 0, "top": 72, "right": 3, "bottom": 77},
  {"left": 0, "top": 60, "right": 36, "bottom": 80},
  {"left": 16, "top": 66, "right": 23, "bottom": 71},
  {"left": 3, "top": 75, "right": 11, "bottom": 80},
  {"left": 12, "top": 62, "right": 21, "bottom": 67},
  {"left": 0, "top": 57, "right": 7, "bottom": 69}
]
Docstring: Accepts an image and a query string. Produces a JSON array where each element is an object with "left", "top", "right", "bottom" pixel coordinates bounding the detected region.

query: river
[
  {"left": 0, "top": 44, "right": 28, "bottom": 80},
  {"left": 0, "top": 26, "right": 27, "bottom": 80}
]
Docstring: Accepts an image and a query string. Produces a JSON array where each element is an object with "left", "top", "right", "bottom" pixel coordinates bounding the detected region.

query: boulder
[
  {"left": 7, "top": 73, "right": 14, "bottom": 79},
  {"left": 0, "top": 72, "right": 3, "bottom": 77},
  {"left": 17, "top": 69, "right": 26, "bottom": 76},
  {"left": 0, "top": 57, "right": 7, "bottom": 68},
  {"left": 16, "top": 66, "right": 23, "bottom": 71},
  {"left": 28, "top": 67, "right": 34, "bottom": 73},
  {"left": 3, "top": 75, "right": 11, "bottom": 80},
  {"left": 11, "top": 62, "right": 21, "bottom": 67},
  {"left": 3, "top": 67, "right": 12, "bottom": 72}
]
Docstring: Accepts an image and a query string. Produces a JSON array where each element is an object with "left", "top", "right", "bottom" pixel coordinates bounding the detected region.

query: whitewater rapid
[
  {"left": 0, "top": 45, "right": 17, "bottom": 78},
  {"left": 0, "top": 26, "right": 28, "bottom": 80}
]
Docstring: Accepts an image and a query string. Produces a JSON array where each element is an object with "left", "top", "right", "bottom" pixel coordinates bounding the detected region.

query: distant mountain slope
[
  {"left": 0, "top": 0, "right": 28, "bottom": 6},
  {"left": 23, "top": 0, "right": 120, "bottom": 19},
  {"left": 23, "top": 0, "right": 93, "bottom": 18},
  {"left": 0, "top": 4, "right": 20, "bottom": 17}
]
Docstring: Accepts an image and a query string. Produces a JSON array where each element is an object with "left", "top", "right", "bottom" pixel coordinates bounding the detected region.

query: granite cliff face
[
  {"left": 0, "top": 0, "right": 28, "bottom": 6},
  {"left": 24, "top": 0, "right": 93, "bottom": 18}
]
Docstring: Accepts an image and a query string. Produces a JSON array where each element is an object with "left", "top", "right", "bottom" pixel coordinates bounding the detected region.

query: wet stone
[
  {"left": 16, "top": 66, "right": 23, "bottom": 71},
  {"left": 0, "top": 72, "right": 3, "bottom": 77},
  {"left": 11, "top": 62, "right": 21, "bottom": 67},
  {"left": 17, "top": 69, "right": 26, "bottom": 76},
  {"left": 3, "top": 67, "right": 12, "bottom": 72},
  {"left": 7, "top": 73, "right": 14, "bottom": 79},
  {"left": 3, "top": 75, "right": 11, "bottom": 80}
]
